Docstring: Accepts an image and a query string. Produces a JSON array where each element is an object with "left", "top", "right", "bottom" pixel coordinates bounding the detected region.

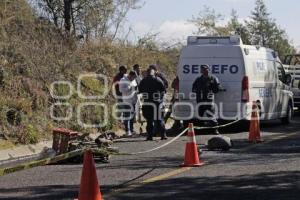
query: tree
[
  {"left": 63, "top": 0, "right": 73, "bottom": 34},
  {"left": 189, "top": 6, "right": 228, "bottom": 36},
  {"left": 246, "top": 0, "right": 273, "bottom": 46},
  {"left": 35, "top": 0, "right": 142, "bottom": 40},
  {"left": 189, "top": 1, "right": 295, "bottom": 56},
  {"left": 227, "top": 9, "right": 239, "bottom": 33},
  {"left": 189, "top": 7, "right": 247, "bottom": 38},
  {"left": 227, "top": 9, "right": 250, "bottom": 44},
  {"left": 36, "top": 0, "right": 64, "bottom": 29},
  {"left": 246, "top": 0, "right": 295, "bottom": 55}
]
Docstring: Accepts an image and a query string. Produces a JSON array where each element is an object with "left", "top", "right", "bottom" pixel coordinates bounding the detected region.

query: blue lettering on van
[
  {"left": 256, "top": 62, "right": 266, "bottom": 71},
  {"left": 212, "top": 65, "right": 219, "bottom": 74},
  {"left": 183, "top": 65, "right": 190, "bottom": 74},
  {"left": 221, "top": 65, "right": 228, "bottom": 74},
  {"left": 259, "top": 88, "right": 272, "bottom": 98},
  {"left": 182, "top": 65, "right": 239, "bottom": 74},
  {"left": 192, "top": 65, "right": 199, "bottom": 74},
  {"left": 229, "top": 65, "right": 239, "bottom": 74}
]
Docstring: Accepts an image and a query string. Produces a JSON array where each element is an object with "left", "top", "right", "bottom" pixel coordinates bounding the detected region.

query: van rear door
[{"left": 177, "top": 45, "right": 245, "bottom": 119}]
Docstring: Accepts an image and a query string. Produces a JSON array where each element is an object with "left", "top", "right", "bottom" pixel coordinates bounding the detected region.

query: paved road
[{"left": 0, "top": 113, "right": 300, "bottom": 200}]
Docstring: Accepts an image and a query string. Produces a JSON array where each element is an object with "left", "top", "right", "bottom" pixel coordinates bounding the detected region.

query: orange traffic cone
[
  {"left": 181, "top": 123, "right": 204, "bottom": 167},
  {"left": 75, "top": 150, "right": 103, "bottom": 200},
  {"left": 248, "top": 101, "right": 263, "bottom": 143}
]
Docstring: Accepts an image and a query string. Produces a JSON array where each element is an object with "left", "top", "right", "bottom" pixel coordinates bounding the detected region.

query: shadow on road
[
  {"left": 1, "top": 170, "right": 299, "bottom": 200},
  {"left": 0, "top": 185, "right": 78, "bottom": 200},
  {"left": 109, "top": 170, "right": 300, "bottom": 200}
]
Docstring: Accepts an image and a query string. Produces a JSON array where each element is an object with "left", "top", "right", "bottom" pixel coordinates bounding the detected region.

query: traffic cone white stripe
[{"left": 187, "top": 124, "right": 197, "bottom": 143}]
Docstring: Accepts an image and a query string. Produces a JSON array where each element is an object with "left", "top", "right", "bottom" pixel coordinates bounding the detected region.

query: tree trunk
[
  {"left": 63, "top": 0, "right": 72, "bottom": 34},
  {"left": 71, "top": 4, "right": 76, "bottom": 35}
]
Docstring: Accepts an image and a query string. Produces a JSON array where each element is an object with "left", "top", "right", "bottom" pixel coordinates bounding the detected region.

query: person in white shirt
[
  {"left": 133, "top": 64, "right": 143, "bottom": 85},
  {"left": 119, "top": 71, "right": 137, "bottom": 136},
  {"left": 132, "top": 64, "right": 144, "bottom": 125}
]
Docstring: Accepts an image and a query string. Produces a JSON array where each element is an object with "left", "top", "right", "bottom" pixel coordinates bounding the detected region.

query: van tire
[{"left": 281, "top": 103, "right": 293, "bottom": 125}]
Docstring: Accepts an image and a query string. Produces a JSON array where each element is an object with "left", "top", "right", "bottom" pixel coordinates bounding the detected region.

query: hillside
[{"left": 0, "top": 0, "right": 178, "bottom": 146}]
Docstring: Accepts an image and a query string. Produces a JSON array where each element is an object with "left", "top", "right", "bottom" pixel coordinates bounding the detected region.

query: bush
[{"left": 18, "top": 124, "right": 39, "bottom": 144}]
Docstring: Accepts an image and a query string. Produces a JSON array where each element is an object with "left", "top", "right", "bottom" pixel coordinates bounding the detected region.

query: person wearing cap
[
  {"left": 192, "top": 64, "right": 220, "bottom": 134},
  {"left": 148, "top": 64, "right": 169, "bottom": 90},
  {"left": 119, "top": 71, "right": 137, "bottom": 136},
  {"left": 113, "top": 65, "right": 127, "bottom": 119},
  {"left": 148, "top": 65, "right": 169, "bottom": 127},
  {"left": 139, "top": 68, "right": 167, "bottom": 140}
]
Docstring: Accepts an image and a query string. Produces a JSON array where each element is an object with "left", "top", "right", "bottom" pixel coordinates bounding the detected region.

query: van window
[{"left": 276, "top": 62, "right": 286, "bottom": 83}]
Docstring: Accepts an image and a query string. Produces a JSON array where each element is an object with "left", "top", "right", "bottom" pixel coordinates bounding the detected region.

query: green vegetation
[
  {"left": 0, "top": 140, "right": 15, "bottom": 150},
  {"left": 81, "top": 76, "right": 104, "bottom": 94},
  {"left": 22, "top": 124, "right": 39, "bottom": 144},
  {"left": 0, "top": 0, "right": 177, "bottom": 145}
]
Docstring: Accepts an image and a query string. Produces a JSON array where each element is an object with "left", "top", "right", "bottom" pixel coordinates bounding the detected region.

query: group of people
[
  {"left": 113, "top": 64, "right": 168, "bottom": 141},
  {"left": 113, "top": 64, "right": 221, "bottom": 141}
]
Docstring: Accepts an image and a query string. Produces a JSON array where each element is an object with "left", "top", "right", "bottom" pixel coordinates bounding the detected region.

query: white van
[{"left": 173, "top": 36, "right": 294, "bottom": 124}]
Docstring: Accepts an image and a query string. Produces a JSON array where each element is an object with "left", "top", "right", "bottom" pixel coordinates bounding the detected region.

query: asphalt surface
[{"left": 0, "top": 112, "right": 300, "bottom": 200}]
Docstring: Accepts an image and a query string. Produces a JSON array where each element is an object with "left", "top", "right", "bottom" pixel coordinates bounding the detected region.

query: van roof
[
  {"left": 187, "top": 36, "right": 243, "bottom": 46},
  {"left": 186, "top": 36, "right": 278, "bottom": 59}
]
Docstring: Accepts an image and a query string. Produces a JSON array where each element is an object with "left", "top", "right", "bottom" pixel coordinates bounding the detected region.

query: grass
[
  {"left": 0, "top": 140, "right": 15, "bottom": 150},
  {"left": 81, "top": 76, "right": 105, "bottom": 95}
]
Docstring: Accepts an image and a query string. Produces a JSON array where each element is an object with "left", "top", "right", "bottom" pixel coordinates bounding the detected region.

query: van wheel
[{"left": 281, "top": 103, "right": 293, "bottom": 125}]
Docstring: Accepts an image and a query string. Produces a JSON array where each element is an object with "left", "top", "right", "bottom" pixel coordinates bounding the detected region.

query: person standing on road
[
  {"left": 113, "top": 66, "right": 127, "bottom": 119},
  {"left": 149, "top": 65, "right": 169, "bottom": 90},
  {"left": 119, "top": 71, "right": 137, "bottom": 136},
  {"left": 139, "top": 68, "right": 167, "bottom": 140},
  {"left": 113, "top": 65, "right": 127, "bottom": 98},
  {"left": 148, "top": 64, "right": 169, "bottom": 123},
  {"left": 132, "top": 64, "right": 143, "bottom": 124},
  {"left": 192, "top": 65, "right": 221, "bottom": 134}
]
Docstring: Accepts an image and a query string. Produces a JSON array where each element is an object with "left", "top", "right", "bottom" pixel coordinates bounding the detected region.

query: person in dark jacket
[
  {"left": 139, "top": 68, "right": 167, "bottom": 140},
  {"left": 192, "top": 64, "right": 220, "bottom": 134},
  {"left": 149, "top": 65, "right": 168, "bottom": 90}
]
